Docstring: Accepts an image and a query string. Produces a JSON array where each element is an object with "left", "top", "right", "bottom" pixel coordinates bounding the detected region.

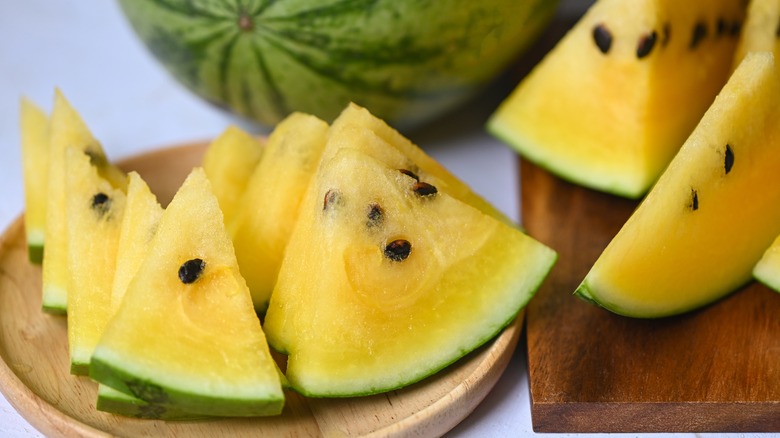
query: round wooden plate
[{"left": 0, "top": 143, "right": 522, "bottom": 437}]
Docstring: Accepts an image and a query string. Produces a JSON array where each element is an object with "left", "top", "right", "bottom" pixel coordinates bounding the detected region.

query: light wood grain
[
  {"left": 521, "top": 159, "right": 780, "bottom": 433},
  {"left": 0, "top": 143, "right": 521, "bottom": 438}
]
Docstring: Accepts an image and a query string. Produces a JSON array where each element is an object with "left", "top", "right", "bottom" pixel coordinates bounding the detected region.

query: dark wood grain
[{"left": 521, "top": 159, "right": 780, "bottom": 433}]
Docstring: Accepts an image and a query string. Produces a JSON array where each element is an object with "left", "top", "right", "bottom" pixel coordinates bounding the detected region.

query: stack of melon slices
[
  {"left": 488, "top": 0, "right": 780, "bottom": 318},
  {"left": 18, "top": 92, "right": 556, "bottom": 418}
]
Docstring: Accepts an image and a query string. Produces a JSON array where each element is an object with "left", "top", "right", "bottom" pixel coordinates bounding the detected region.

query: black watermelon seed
[
  {"left": 91, "top": 192, "right": 111, "bottom": 216},
  {"left": 367, "top": 203, "right": 384, "bottom": 227},
  {"left": 725, "top": 144, "right": 734, "bottom": 174},
  {"left": 730, "top": 21, "right": 741, "bottom": 36},
  {"left": 178, "top": 258, "right": 205, "bottom": 284},
  {"left": 661, "top": 23, "right": 671, "bottom": 46},
  {"left": 592, "top": 24, "right": 613, "bottom": 54},
  {"left": 413, "top": 182, "right": 438, "bottom": 197},
  {"left": 384, "top": 239, "right": 411, "bottom": 262},
  {"left": 690, "top": 189, "right": 699, "bottom": 211},
  {"left": 399, "top": 169, "right": 420, "bottom": 181},
  {"left": 323, "top": 189, "right": 341, "bottom": 211},
  {"left": 636, "top": 31, "right": 657, "bottom": 58},
  {"left": 717, "top": 18, "right": 728, "bottom": 36},
  {"left": 690, "top": 21, "right": 707, "bottom": 49}
]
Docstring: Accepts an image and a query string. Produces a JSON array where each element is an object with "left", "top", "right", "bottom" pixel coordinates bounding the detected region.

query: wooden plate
[{"left": 0, "top": 143, "right": 521, "bottom": 437}]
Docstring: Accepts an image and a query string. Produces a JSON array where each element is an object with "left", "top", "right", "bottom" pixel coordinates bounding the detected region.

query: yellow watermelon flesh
[
  {"left": 228, "top": 112, "right": 329, "bottom": 311},
  {"left": 90, "top": 168, "right": 283, "bottom": 417},
  {"left": 576, "top": 52, "right": 780, "bottom": 317},
  {"left": 488, "top": 0, "right": 746, "bottom": 198},
  {"left": 202, "top": 124, "right": 264, "bottom": 223},
  {"left": 263, "top": 104, "right": 522, "bottom": 354},
  {"left": 329, "top": 103, "right": 512, "bottom": 225},
  {"left": 109, "top": 172, "right": 164, "bottom": 314},
  {"left": 64, "top": 147, "right": 127, "bottom": 375},
  {"left": 264, "top": 148, "right": 556, "bottom": 397},
  {"left": 41, "top": 90, "right": 126, "bottom": 313},
  {"left": 19, "top": 98, "right": 49, "bottom": 264}
]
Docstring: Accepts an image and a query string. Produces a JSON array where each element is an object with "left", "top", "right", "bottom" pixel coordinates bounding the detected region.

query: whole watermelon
[{"left": 117, "top": 0, "right": 558, "bottom": 130}]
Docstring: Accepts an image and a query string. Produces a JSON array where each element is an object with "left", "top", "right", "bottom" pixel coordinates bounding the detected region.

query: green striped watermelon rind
[{"left": 117, "top": 0, "right": 559, "bottom": 129}]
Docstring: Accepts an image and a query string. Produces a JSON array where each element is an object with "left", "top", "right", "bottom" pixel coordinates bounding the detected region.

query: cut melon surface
[
  {"left": 64, "top": 147, "right": 127, "bottom": 375},
  {"left": 264, "top": 148, "right": 556, "bottom": 397},
  {"left": 109, "top": 172, "right": 163, "bottom": 314},
  {"left": 330, "top": 103, "right": 512, "bottom": 225},
  {"left": 228, "top": 112, "right": 329, "bottom": 311},
  {"left": 264, "top": 104, "right": 524, "bottom": 355},
  {"left": 576, "top": 52, "right": 780, "bottom": 317},
  {"left": 19, "top": 98, "right": 49, "bottom": 264},
  {"left": 202, "top": 124, "right": 264, "bottom": 223},
  {"left": 41, "top": 90, "right": 126, "bottom": 313},
  {"left": 90, "top": 168, "right": 283, "bottom": 417},
  {"left": 488, "top": 0, "right": 746, "bottom": 198}
]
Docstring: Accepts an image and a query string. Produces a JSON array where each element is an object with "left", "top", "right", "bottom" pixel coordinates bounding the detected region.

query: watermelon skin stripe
[
  {"left": 146, "top": 0, "right": 229, "bottom": 21},
  {"left": 256, "top": 30, "right": 462, "bottom": 100},
  {"left": 216, "top": 31, "right": 242, "bottom": 111},
  {"left": 118, "top": 0, "right": 557, "bottom": 127},
  {"left": 249, "top": 41, "right": 288, "bottom": 118}
]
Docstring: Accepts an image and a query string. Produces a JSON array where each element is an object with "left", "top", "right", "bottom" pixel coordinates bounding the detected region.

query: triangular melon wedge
[
  {"left": 488, "top": 0, "right": 746, "bottom": 198},
  {"left": 202, "top": 124, "right": 264, "bottom": 223},
  {"left": 41, "top": 90, "right": 126, "bottom": 313},
  {"left": 90, "top": 168, "right": 284, "bottom": 417},
  {"left": 228, "top": 112, "right": 329, "bottom": 311},
  {"left": 265, "top": 148, "right": 556, "bottom": 397},
  {"left": 733, "top": 0, "right": 780, "bottom": 69},
  {"left": 576, "top": 52, "right": 780, "bottom": 318},
  {"left": 109, "top": 172, "right": 164, "bottom": 314},
  {"left": 264, "top": 104, "right": 524, "bottom": 355},
  {"left": 19, "top": 98, "right": 49, "bottom": 264},
  {"left": 64, "top": 147, "right": 127, "bottom": 375}
]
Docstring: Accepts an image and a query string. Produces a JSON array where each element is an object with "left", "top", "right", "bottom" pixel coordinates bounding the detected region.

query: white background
[{"left": 0, "top": 1, "right": 771, "bottom": 437}]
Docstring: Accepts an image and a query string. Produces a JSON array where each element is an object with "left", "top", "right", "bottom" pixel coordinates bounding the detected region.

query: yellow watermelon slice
[
  {"left": 576, "top": 52, "right": 780, "bottom": 317},
  {"left": 265, "top": 147, "right": 556, "bottom": 397}
]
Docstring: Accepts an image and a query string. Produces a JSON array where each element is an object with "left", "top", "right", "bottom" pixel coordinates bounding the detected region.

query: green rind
[
  {"left": 573, "top": 280, "right": 640, "bottom": 317},
  {"left": 70, "top": 359, "right": 89, "bottom": 377},
  {"left": 90, "top": 353, "right": 284, "bottom": 418},
  {"left": 27, "top": 242, "right": 43, "bottom": 265},
  {"left": 574, "top": 276, "right": 753, "bottom": 319},
  {"left": 117, "top": 0, "right": 558, "bottom": 128},
  {"left": 96, "top": 384, "right": 207, "bottom": 420}
]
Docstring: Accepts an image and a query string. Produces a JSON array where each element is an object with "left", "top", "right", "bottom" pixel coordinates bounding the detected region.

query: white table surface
[{"left": 0, "top": 2, "right": 772, "bottom": 437}]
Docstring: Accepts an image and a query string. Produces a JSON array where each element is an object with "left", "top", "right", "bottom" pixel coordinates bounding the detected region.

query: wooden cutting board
[{"left": 520, "top": 159, "right": 780, "bottom": 433}]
